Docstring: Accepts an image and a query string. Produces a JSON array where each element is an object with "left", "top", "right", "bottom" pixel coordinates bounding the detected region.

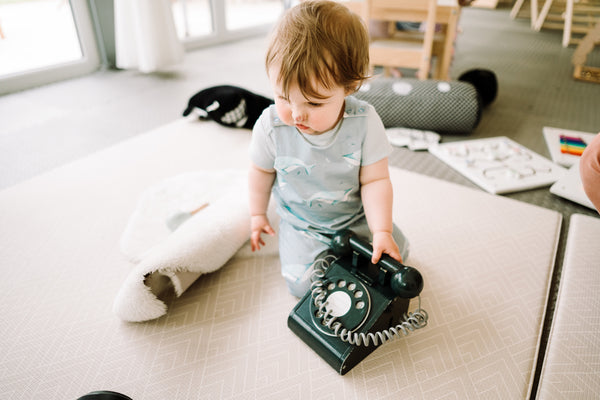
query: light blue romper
[{"left": 250, "top": 96, "right": 409, "bottom": 297}]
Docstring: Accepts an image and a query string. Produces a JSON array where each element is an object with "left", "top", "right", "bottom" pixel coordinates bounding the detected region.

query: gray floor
[
  {"left": 0, "top": 35, "right": 272, "bottom": 190},
  {"left": 1, "top": 7, "right": 599, "bottom": 191}
]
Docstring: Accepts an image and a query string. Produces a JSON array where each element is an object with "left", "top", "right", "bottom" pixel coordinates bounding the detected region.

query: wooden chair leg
[
  {"left": 573, "top": 65, "right": 600, "bottom": 83},
  {"left": 437, "top": 8, "right": 459, "bottom": 81},
  {"left": 534, "top": 0, "right": 554, "bottom": 31},
  {"left": 562, "top": 0, "right": 574, "bottom": 47},
  {"left": 530, "top": 0, "right": 539, "bottom": 28},
  {"left": 572, "top": 20, "right": 600, "bottom": 83},
  {"left": 510, "top": 0, "right": 526, "bottom": 19}
]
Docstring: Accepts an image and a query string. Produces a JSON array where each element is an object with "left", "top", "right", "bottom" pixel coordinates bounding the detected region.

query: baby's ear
[{"left": 345, "top": 82, "right": 360, "bottom": 95}]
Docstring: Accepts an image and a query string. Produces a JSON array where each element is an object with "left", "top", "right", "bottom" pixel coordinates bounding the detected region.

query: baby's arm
[
  {"left": 580, "top": 133, "right": 600, "bottom": 213},
  {"left": 360, "top": 157, "right": 402, "bottom": 264},
  {"left": 248, "top": 163, "right": 276, "bottom": 251}
]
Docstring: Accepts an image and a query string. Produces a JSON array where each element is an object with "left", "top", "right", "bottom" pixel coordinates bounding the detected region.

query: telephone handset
[{"left": 288, "top": 230, "right": 428, "bottom": 375}]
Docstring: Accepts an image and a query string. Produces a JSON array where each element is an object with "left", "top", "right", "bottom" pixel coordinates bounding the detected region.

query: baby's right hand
[{"left": 250, "top": 214, "right": 275, "bottom": 251}]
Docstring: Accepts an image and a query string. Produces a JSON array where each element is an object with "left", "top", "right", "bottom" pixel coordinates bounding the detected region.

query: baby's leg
[
  {"left": 278, "top": 221, "right": 330, "bottom": 297},
  {"left": 277, "top": 220, "right": 410, "bottom": 296}
]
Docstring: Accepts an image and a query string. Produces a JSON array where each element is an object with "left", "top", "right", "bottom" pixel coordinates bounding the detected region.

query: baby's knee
[{"left": 282, "top": 263, "right": 314, "bottom": 297}]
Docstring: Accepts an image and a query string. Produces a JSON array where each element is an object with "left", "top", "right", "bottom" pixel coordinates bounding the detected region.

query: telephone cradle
[{"left": 287, "top": 230, "right": 428, "bottom": 375}]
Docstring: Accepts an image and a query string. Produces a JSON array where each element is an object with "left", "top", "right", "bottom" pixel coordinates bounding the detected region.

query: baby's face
[{"left": 269, "top": 66, "right": 350, "bottom": 136}]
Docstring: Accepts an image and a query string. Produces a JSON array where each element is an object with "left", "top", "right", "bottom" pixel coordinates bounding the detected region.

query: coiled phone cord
[{"left": 309, "top": 255, "right": 429, "bottom": 347}]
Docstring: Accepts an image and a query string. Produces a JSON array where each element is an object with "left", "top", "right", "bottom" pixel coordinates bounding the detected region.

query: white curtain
[{"left": 114, "top": 0, "right": 184, "bottom": 73}]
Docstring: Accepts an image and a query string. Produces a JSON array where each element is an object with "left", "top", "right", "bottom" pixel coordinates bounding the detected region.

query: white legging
[{"left": 278, "top": 218, "right": 410, "bottom": 297}]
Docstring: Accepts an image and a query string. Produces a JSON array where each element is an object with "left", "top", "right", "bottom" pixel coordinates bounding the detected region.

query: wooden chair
[
  {"left": 512, "top": 0, "right": 600, "bottom": 47},
  {"left": 365, "top": 0, "right": 438, "bottom": 80},
  {"left": 340, "top": 0, "right": 367, "bottom": 15},
  {"left": 562, "top": 0, "right": 600, "bottom": 46}
]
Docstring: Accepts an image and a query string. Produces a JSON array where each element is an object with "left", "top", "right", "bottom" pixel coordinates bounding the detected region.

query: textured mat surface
[
  {"left": 0, "top": 119, "right": 562, "bottom": 399},
  {"left": 389, "top": 144, "right": 599, "bottom": 398},
  {"left": 537, "top": 214, "right": 600, "bottom": 399}
]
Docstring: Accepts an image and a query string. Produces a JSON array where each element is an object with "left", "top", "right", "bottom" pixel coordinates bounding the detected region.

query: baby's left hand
[{"left": 371, "top": 231, "right": 402, "bottom": 264}]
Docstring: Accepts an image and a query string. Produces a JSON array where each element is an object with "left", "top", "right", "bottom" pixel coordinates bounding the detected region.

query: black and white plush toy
[{"left": 182, "top": 85, "right": 274, "bottom": 129}]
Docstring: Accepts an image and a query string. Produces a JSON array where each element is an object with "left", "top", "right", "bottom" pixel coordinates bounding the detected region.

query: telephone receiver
[
  {"left": 330, "top": 230, "right": 423, "bottom": 299},
  {"left": 288, "top": 230, "right": 428, "bottom": 375}
]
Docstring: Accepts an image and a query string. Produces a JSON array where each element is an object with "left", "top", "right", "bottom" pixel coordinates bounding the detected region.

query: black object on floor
[{"left": 77, "top": 391, "right": 133, "bottom": 400}]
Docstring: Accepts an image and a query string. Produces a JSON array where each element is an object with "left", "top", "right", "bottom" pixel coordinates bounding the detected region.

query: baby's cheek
[{"left": 275, "top": 104, "right": 293, "bottom": 126}]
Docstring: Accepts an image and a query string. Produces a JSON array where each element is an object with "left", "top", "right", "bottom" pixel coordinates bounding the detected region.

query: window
[
  {"left": 0, "top": 0, "right": 99, "bottom": 95},
  {"left": 224, "top": 0, "right": 284, "bottom": 31},
  {"left": 173, "top": 0, "right": 284, "bottom": 49},
  {"left": 0, "top": 0, "right": 285, "bottom": 95},
  {"left": 172, "top": 0, "right": 214, "bottom": 39}
]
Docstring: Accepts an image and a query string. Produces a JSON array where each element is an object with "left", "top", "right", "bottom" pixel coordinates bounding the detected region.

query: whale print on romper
[
  {"left": 306, "top": 188, "right": 353, "bottom": 207},
  {"left": 342, "top": 151, "right": 361, "bottom": 166},
  {"left": 269, "top": 96, "right": 369, "bottom": 232},
  {"left": 273, "top": 157, "right": 316, "bottom": 175},
  {"left": 274, "top": 158, "right": 353, "bottom": 207}
]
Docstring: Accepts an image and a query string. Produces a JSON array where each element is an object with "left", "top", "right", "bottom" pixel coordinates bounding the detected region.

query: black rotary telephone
[{"left": 287, "top": 230, "right": 428, "bottom": 375}]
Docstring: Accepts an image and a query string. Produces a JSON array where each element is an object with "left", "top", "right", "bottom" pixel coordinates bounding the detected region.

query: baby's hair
[{"left": 265, "top": 0, "right": 370, "bottom": 99}]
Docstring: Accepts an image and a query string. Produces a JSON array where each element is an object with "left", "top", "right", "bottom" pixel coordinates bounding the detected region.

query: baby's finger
[
  {"left": 386, "top": 249, "right": 402, "bottom": 263},
  {"left": 250, "top": 233, "right": 263, "bottom": 252},
  {"left": 371, "top": 247, "right": 383, "bottom": 264}
]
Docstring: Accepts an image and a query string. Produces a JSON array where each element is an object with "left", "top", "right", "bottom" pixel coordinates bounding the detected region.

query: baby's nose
[{"left": 292, "top": 107, "right": 305, "bottom": 122}]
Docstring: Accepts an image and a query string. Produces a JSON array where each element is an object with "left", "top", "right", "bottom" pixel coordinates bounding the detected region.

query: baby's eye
[
  {"left": 308, "top": 102, "right": 322, "bottom": 107},
  {"left": 278, "top": 95, "right": 289, "bottom": 102}
]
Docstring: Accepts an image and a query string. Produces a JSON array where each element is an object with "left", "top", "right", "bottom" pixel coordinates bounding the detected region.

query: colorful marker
[{"left": 559, "top": 135, "right": 587, "bottom": 156}]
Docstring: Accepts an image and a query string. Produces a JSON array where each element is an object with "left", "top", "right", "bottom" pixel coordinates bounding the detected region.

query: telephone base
[{"left": 287, "top": 261, "right": 411, "bottom": 375}]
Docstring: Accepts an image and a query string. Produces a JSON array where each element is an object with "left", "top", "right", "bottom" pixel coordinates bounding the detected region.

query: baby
[
  {"left": 580, "top": 133, "right": 600, "bottom": 213},
  {"left": 248, "top": 0, "right": 409, "bottom": 297}
]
